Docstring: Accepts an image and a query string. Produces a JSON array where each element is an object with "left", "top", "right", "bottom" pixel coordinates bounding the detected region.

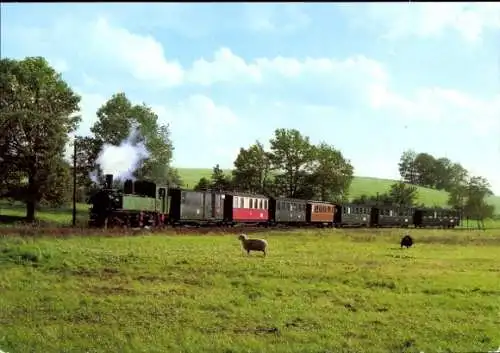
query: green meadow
[{"left": 1, "top": 229, "right": 499, "bottom": 353}]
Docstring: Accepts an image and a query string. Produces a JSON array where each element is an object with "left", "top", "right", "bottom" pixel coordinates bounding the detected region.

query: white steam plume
[{"left": 92, "top": 125, "right": 149, "bottom": 182}]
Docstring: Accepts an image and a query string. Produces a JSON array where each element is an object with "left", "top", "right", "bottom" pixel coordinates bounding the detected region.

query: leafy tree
[
  {"left": 308, "top": 142, "right": 354, "bottom": 202},
  {"left": 433, "top": 157, "right": 453, "bottom": 191},
  {"left": 447, "top": 162, "right": 468, "bottom": 189},
  {"left": 448, "top": 176, "right": 494, "bottom": 228},
  {"left": 91, "top": 93, "right": 132, "bottom": 145},
  {"left": 432, "top": 158, "right": 468, "bottom": 192},
  {"left": 268, "top": 128, "right": 315, "bottom": 198},
  {"left": 194, "top": 177, "right": 211, "bottom": 191},
  {"left": 232, "top": 141, "right": 271, "bottom": 194},
  {"left": 350, "top": 194, "right": 372, "bottom": 205},
  {"left": 0, "top": 57, "right": 81, "bottom": 220},
  {"left": 72, "top": 136, "right": 101, "bottom": 201},
  {"left": 387, "top": 181, "right": 419, "bottom": 206},
  {"left": 398, "top": 150, "right": 419, "bottom": 184},
  {"left": 211, "top": 164, "right": 232, "bottom": 191},
  {"left": 398, "top": 150, "right": 469, "bottom": 193},
  {"left": 413, "top": 152, "right": 437, "bottom": 188},
  {"left": 85, "top": 93, "right": 179, "bottom": 186}
]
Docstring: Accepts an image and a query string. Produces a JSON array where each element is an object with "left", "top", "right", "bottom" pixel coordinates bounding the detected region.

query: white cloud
[
  {"left": 243, "top": 3, "right": 311, "bottom": 34},
  {"left": 358, "top": 3, "right": 500, "bottom": 42},
  {"left": 86, "top": 18, "right": 184, "bottom": 87},
  {"left": 187, "top": 47, "right": 387, "bottom": 88},
  {"left": 159, "top": 94, "right": 239, "bottom": 136},
  {"left": 368, "top": 83, "right": 500, "bottom": 134},
  {"left": 186, "top": 46, "right": 498, "bottom": 136},
  {"left": 150, "top": 95, "right": 243, "bottom": 168},
  {"left": 74, "top": 90, "right": 108, "bottom": 136}
]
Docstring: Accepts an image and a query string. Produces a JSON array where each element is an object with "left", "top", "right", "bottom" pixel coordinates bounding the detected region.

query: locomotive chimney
[{"left": 105, "top": 174, "right": 113, "bottom": 189}]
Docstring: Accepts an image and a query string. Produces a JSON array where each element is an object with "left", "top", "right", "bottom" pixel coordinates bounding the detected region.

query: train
[{"left": 88, "top": 174, "right": 461, "bottom": 229}]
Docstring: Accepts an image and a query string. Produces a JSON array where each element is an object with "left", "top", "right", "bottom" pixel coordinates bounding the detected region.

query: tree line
[
  {"left": 193, "top": 129, "right": 355, "bottom": 203},
  {"left": 397, "top": 150, "right": 494, "bottom": 221},
  {"left": 1, "top": 57, "right": 180, "bottom": 220},
  {"left": 0, "top": 56, "right": 496, "bottom": 222}
]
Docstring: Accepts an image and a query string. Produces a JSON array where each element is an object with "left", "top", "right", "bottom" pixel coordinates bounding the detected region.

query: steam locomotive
[{"left": 88, "top": 174, "right": 461, "bottom": 229}]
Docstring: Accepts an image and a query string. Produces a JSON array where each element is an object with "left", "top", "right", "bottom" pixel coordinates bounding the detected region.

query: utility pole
[{"left": 72, "top": 137, "right": 77, "bottom": 226}]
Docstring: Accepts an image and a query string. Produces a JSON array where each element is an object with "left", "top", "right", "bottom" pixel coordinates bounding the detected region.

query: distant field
[
  {"left": 177, "top": 168, "right": 500, "bottom": 214},
  {"left": 1, "top": 229, "right": 499, "bottom": 353}
]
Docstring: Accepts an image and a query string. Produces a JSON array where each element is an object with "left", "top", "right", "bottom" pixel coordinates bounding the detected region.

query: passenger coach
[
  {"left": 223, "top": 192, "right": 269, "bottom": 225},
  {"left": 268, "top": 197, "right": 307, "bottom": 225},
  {"left": 306, "top": 201, "right": 336, "bottom": 227}
]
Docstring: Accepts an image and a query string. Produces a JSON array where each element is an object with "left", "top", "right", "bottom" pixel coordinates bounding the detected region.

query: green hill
[{"left": 177, "top": 168, "right": 500, "bottom": 214}]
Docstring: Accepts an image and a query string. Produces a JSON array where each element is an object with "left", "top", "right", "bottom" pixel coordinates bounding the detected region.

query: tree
[
  {"left": 447, "top": 162, "right": 468, "bottom": 190},
  {"left": 73, "top": 136, "right": 101, "bottom": 201},
  {"left": 0, "top": 57, "right": 81, "bottom": 220},
  {"left": 91, "top": 92, "right": 133, "bottom": 145},
  {"left": 268, "top": 128, "right": 315, "bottom": 198},
  {"left": 413, "top": 152, "right": 437, "bottom": 187},
  {"left": 448, "top": 176, "right": 494, "bottom": 228},
  {"left": 211, "top": 164, "right": 232, "bottom": 191},
  {"left": 388, "top": 181, "right": 419, "bottom": 206},
  {"left": 433, "top": 157, "right": 453, "bottom": 191},
  {"left": 308, "top": 142, "right": 354, "bottom": 202},
  {"left": 194, "top": 177, "right": 211, "bottom": 191},
  {"left": 232, "top": 141, "right": 271, "bottom": 194},
  {"left": 87, "top": 93, "right": 179, "bottom": 186},
  {"left": 398, "top": 150, "right": 419, "bottom": 184}
]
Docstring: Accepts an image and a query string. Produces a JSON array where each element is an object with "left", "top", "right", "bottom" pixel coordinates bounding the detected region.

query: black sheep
[{"left": 400, "top": 234, "right": 413, "bottom": 248}]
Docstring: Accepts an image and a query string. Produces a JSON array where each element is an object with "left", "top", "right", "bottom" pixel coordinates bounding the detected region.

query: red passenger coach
[{"left": 223, "top": 193, "right": 269, "bottom": 224}]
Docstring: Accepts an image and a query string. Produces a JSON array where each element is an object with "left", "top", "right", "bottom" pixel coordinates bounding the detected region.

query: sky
[{"left": 1, "top": 3, "right": 500, "bottom": 194}]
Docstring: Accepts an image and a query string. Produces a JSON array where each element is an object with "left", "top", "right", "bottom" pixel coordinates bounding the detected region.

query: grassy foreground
[{"left": 1, "top": 229, "right": 499, "bottom": 353}]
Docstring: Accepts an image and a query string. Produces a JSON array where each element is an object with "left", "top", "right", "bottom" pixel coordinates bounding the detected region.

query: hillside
[{"left": 176, "top": 168, "right": 500, "bottom": 214}]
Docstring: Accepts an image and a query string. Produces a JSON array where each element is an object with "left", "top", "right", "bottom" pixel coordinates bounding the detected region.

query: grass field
[
  {"left": 176, "top": 168, "right": 500, "bottom": 214},
  {"left": 1, "top": 229, "right": 499, "bottom": 353}
]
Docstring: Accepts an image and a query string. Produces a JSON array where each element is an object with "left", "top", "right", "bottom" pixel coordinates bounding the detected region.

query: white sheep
[{"left": 238, "top": 233, "right": 268, "bottom": 257}]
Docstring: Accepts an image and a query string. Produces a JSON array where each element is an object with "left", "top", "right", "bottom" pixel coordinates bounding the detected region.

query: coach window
[
  {"left": 239, "top": 197, "right": 244, "bottom": 208},
  {"left": 233, "top": 196, "right": 238, "bottom": 208},
  {"left": 259, "top": 199, "right": 262, "bottom": 209}
]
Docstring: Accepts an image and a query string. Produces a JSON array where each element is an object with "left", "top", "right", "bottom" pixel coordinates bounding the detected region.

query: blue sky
[{"left": 2, "top": 3, "right": 500, "bottom": 194}]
